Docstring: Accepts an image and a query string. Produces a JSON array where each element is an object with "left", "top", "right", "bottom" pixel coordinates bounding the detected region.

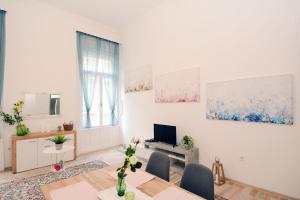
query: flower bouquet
[{"left": 116, "top": 138, "right": 142, "bottom": 196}]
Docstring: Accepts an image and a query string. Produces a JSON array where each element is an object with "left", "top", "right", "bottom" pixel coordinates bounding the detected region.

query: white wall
[
  {"left": 0, "top": 0, "right": 122, "bottom": 168},
  {"left": 120, "top": 0, "right": 300, "bottom": 198}
]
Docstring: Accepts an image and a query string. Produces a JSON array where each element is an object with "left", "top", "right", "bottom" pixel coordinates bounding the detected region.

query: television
[{"left": 154, "top": 124, "right": 177, "bottom": 146}]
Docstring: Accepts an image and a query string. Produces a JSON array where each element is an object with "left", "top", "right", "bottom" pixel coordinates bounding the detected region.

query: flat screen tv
[{"left": 154, "top": 124, "right": 177, "bottom": 146}]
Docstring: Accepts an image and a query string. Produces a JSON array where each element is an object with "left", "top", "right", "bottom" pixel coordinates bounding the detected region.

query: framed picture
[
  {"left": 155, "top": 68, "right": 200, "bottom": 103},
  {"left": 206, "top": 74, "right": 293, "bottom": 125}
]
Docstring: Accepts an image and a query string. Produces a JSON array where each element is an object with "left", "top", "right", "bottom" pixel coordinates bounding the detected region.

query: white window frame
[{"left": 81, "top": 70, "right": 117, "bottom": 128}]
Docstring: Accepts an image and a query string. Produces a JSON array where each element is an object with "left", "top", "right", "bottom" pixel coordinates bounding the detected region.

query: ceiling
[{"left": 38, "top": 0, "right": 164, "bottom": 29}]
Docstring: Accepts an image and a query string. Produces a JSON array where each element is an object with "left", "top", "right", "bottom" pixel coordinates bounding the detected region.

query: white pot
[{"left": 55, "top": 143, "right": 63, "bottom": 150}]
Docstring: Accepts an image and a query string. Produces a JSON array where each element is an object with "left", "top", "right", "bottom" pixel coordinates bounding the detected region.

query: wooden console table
[{"left": 12, "top": 130, "right": 77, "bottom": 173}]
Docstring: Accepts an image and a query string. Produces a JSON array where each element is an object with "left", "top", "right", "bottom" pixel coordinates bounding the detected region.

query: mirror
[{"left": 23, "top": 93, "right": 61, "bottom": 117}]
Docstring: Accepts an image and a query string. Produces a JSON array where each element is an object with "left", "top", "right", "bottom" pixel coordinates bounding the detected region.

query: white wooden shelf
[{"left": 144, "top": 141, "right": 199, "bottom": 165}]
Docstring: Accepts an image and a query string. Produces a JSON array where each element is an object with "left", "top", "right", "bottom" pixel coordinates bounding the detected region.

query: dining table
[{"left": 40, "top": 163, "right": 204, "bottom": 200}]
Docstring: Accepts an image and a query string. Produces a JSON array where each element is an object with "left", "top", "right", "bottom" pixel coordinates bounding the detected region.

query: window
[{"left": 77, "top": 32, "right": 119, "bottom": 128}]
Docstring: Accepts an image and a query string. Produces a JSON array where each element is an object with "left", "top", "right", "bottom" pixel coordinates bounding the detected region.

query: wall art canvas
[
  {"left": 125, "top": 65, "right": 152, "bottom": 93},
  {"left": 206, "top": 74, "right": 293, "bottom": 125},
  {"left": 155, "top": 68, "right": 200, "bottom": 103}
]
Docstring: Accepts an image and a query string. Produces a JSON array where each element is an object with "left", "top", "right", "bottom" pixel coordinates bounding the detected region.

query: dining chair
[
  {"left": 180, "top": 163, "right": 215, "bottom": 200},
  {"left": 145, "top": 151, "right": 170, "bottom": 181}
]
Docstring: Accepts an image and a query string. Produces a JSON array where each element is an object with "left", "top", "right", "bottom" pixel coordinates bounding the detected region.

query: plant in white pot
[{"left": 47, "top": 135, "right": 70, "bottom": 150}]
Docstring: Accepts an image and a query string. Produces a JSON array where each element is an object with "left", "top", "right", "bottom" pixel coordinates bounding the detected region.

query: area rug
[{"left": 0, "top": 160, "right": 108, "bottom": 200}]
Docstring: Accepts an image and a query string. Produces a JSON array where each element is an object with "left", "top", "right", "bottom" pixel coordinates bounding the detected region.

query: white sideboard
[{"left": 12, "top": 130, "right": 77, "bottom": 173}]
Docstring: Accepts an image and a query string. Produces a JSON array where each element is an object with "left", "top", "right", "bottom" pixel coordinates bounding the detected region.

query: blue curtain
[
  {"left": 0, "top": 10, "right": 6, "bottom": 138},
  {"left": 77, "top": 32, "right": 119, "bottom": 127},
  {"left": 102, "top": 42, "right": 119, "bottom": 125}
]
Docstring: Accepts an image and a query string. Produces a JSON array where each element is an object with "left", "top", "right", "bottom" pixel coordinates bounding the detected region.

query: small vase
[
  {"left": 55, "top": 143, "right": 63, "bottom": 150},
  {"left": 116, "top": 177, "right": 126, "bottom": 196},
  {"left": 16, "top": 124, "right": 29, "bottom": 136}
]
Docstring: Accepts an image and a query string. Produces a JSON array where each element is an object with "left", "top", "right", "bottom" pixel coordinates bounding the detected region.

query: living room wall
[
  {"left": 120, "top": 0, "right": 300, "bottom": 198},
  {"left": 0, "top": 0, "right": 122, "bottom": 169}
]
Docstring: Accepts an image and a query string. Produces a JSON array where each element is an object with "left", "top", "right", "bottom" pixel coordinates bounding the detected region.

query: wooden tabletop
[
  {"left": 12, "top": 130, "right": 76, "bottom": 141},
  {"left": 40, "top": 164, "right": 203, "bottom": 199}
]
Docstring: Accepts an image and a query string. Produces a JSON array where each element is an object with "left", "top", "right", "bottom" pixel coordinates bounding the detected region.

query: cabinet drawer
[
  {"left": 16, "top": 139, "right": 38, "bottom": 172},
  {"left": 37, "top": 137, "right": 53, "bottom": 167}
]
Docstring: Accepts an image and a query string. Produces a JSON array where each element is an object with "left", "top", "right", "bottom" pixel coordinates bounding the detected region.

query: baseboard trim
[
  {"left": 225, "top": 177, "right": 299, "bottom": 200},
  {"left": 77, "top": 144, "right": 123, "bottom": 157},
  {"left": 4, "top": 166, "right": 12, "bottom": 171}
]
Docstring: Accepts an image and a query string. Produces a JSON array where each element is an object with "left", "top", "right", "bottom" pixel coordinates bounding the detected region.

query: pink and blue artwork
[
  {"left": 206, "top": 74, "right": 293, "bottom": 125},
  {"left": 155, "top": 68, "right": 200, "bottom": 103}
]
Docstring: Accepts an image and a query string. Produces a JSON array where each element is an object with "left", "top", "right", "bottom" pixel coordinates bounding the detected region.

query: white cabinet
[
  {"left": 37, "top": 135, "right": 74, "bottom": 168},
  {"left": 13, "top": 131, "right": 77, "bottom": 173},
  {"left": 16, "top": 139, "right": 38, "bottom": 172},
  {"left": 37, "top": 137, "right": 53, "bottom": 168}
]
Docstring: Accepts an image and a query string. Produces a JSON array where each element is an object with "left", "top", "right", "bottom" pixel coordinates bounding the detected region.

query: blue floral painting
[{"left": 206, "top": 75, "right": 293, "bottom": 125}]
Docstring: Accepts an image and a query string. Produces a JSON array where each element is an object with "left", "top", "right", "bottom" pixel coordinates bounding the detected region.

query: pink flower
[{"left": 54, "top": 163, "right": 61, "bottom": 171}]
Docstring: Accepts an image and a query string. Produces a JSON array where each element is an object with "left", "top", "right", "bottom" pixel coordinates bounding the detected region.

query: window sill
[{"left": 80, "top": 124, "right": 120, "bottom": 131}]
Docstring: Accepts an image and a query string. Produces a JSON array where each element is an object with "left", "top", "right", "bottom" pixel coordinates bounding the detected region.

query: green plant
[
  {"left": 116, "top": 138, "right": 142, "bottom": 179},
  {"left": 47, "top": 135, "right": 71, "bottom": 144},
  {"left": 181, "top": 135, "right": 194, "bottom": 150},
  {"left": 116, "top": 138, "right": 142, "bottom": 196},
  {"left": 0, "top": 101, "right": 29, "bottom": 136}
]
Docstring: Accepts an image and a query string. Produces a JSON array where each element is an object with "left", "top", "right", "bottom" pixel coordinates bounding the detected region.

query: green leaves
[
  {"left": 116, "top": 139, "right": 143, "bottom": 178},
  {"left": 125, "top": 147, "right": 136, "bottom": 157},
  {"left": 0, "top": 112, "right": 16, "bottom": 125},
  {"left": 130, "top": 165, "right": 136, "bottom": 172},
  {"left": 129, "top": 161, "right": 142, "bottom": 172},
  {"left": 134, "top": 161, "right": 142, "bottom": 169},
  {"left": 47, "top": 135, "right": 71, "bottom": 144},
  {"left": 0, "top": 101, "right": 25, "bottom": 126}
]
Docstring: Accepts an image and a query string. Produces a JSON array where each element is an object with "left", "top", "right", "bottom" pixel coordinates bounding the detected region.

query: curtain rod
[{"left": 76, "top": 31, "right": 119, "bottom": 45}]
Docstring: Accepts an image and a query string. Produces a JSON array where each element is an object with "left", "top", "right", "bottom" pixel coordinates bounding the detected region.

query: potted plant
[
  {"left": 180, "top": 135, "right": 194, "bottom": 150},
  {"left": 47, "top": 135, "right": 71, "bottom": 150},
  {"left": 0, "top": 101, "right": 30, "bottom": 136},
  {"left": 116, "top": 138, "right": 142, "bottom": 196}
]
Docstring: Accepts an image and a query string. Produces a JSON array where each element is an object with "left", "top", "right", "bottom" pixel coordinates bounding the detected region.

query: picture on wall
[
  {"left": 206, "top": 74, "right": 293, "bottom": 125},
  {"left": 155, "top": 68, "right": 200, "bottom": 103},
  {"left": 125, "top": 65, "right": 152, "bottom": 93}
]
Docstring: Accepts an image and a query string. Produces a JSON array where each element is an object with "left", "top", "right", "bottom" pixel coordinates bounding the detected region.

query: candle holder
[{"left": 212, "top": 157, "right": 225, "bottom": 185}]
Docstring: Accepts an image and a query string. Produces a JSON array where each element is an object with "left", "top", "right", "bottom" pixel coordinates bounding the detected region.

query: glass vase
[
  {"left": 116, "top": 177, "right": 126, "bottom": 196},
  {"left": 16, "top": 124, "right": 29, "bottom": 136}
]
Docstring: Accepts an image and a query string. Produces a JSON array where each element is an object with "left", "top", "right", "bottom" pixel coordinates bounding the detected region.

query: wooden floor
[
  {"left": 171, "top": 171, "right": 298, "bottom": 200},
  {"left": 0, "top": 146, "right": 298, "bottom": 200}
]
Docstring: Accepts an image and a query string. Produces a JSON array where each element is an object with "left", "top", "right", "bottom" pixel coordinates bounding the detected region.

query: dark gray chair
[
  {"left": 145, "top": 152, "right": 170, "bottom": 181},
  {"left": 180, "top": 163, "right": 215, "bottom": 200}
]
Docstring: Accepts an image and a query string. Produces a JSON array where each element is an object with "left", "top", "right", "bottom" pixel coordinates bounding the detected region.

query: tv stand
[{"left": 144, "top": 141, "right": 199, "bottom": 166}]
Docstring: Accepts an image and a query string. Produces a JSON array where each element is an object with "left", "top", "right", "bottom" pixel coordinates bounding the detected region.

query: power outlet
[{"left": 239, "top": 155, "right": 245, "bottom": 162}]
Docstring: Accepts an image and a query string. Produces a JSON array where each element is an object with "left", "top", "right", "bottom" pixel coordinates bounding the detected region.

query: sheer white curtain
[
  {"left": 101, "top": 41, "right": 119, "bottom": 125},
  {"left": 77, "top": 32, "right": 101, "bottom": 128},
  {"left": 77, "top": 31, "right": 119, "bottom": 127}
]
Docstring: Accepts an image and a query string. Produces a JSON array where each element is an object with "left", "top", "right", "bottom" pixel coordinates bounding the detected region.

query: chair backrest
[
  {"left": 180, "top": 163, "right": 215, "bottom": 200},
  {"left": 145, "top": 152, "right": 170, "bottom": 181}
]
